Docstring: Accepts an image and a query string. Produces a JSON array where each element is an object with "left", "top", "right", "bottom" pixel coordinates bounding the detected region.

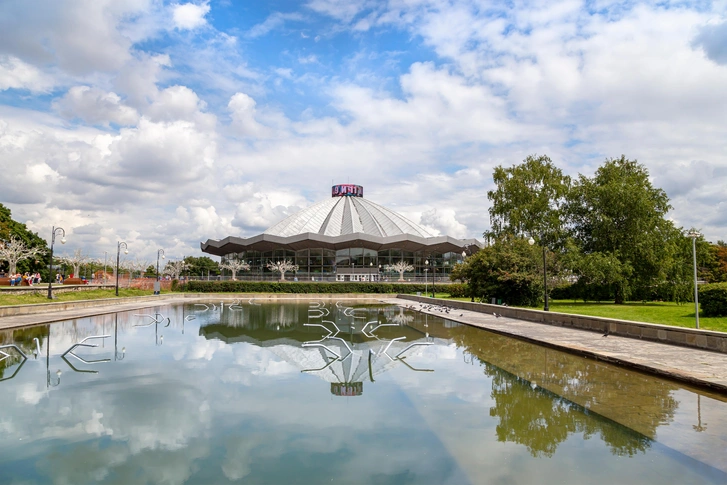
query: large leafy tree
[
  {"left": 487, "top": 154, "right": 571, "bottom": 247},
  {"left": 566, "top": 156, "right": 675, "bottom": 303},
  {"left": 451, "top": 236, "right": 543, "bottom": 306},
  {"left": 184, "top": 256, "right": 220, "bottom": 278}
]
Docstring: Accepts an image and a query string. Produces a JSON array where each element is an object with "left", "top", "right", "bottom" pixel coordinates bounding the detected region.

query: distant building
[{"left": 201, "top": 184, "right": 481, "bottom": 280}]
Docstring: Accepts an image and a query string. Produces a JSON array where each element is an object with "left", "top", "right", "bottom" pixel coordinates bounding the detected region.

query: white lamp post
[
  {"left": 424, "top": 259, "right": 429, "bottom": 297},
  {"left": 116, "top": 241, "right": 128, "bottom": 297},
  {"left": 687, "top": 231, "right": 700, "bottom": 329},
  {"left": 47, "top": 226, "right": 66, "bottom": 299}
]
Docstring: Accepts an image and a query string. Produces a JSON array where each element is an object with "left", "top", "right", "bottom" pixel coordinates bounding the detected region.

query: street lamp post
[
  {"left": 116, "top": 241, "right": 128, "bottom": 297},
  {"left": 529, "top": 236, "right": 549, "bottom": 311},
  {"left": 47, "top": 226, "right": 66, "bottom": 300},
  {"left": 687, "top": 231, "right": 700, "bottom": 329},
  {"left": 424, "top": 259, "right": 429, "bottom": 297},
  {"left": 431, "top": 260, "right": 436, "bottom": 298},
  {"left": 155, "top": 249, "right": 165, "bottom": 295}
]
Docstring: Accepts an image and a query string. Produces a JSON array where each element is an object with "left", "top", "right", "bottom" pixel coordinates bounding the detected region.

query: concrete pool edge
[
  {"left": 0, "top": 293, "right": 388, "bottom": 330},
  {"left": 391, "top": 296, "right": 727, "bottom": 395}
]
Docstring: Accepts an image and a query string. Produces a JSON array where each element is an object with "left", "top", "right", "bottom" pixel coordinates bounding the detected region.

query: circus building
[{"left": 201, "top": 184, "right": 482, "bottom": 281}]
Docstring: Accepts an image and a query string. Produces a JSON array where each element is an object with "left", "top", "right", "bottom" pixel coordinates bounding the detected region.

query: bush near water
[
  {"left": 700, "top": 283, "right": 727, "bottom": 317},
  {"left": 182, "top": 280, "right": 446, "bottom": 294}
]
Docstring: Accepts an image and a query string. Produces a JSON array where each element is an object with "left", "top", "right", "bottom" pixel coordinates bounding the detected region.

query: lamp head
[
  {"left": 425, "top": 260, "right": 429, "bottom": 265},
  {"left": 528, "top": 237, "right": 535, "bottom": 246},
  {"left": 687, "top": 231, "right": 700, "bottom": 239},
  {"left": 162, "top": 254, "right": 165, "bottom": 259},
  {"left": 124, "top": 249, "right": 129, "bottom": 255},
  {"left": 60, "top": 237, "right": 66, "bottom": 244},
  {"left": 461, "top": 251, "right": 466, "bottom": 258}
]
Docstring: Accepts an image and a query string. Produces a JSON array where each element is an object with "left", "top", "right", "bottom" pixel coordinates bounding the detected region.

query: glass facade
[{"left": 222, "top": 247, "right": 464, "bottom": 280}]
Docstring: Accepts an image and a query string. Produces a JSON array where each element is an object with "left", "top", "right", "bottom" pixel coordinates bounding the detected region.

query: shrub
[
  {"left": 183, "top": 281, "right": 447, "bottom": 294},
  {"left": 700, "top": 283, "right": 727, "bottom": 317},
  {"left": 446, "top": 283, "right": 468, "bottom": 298}
]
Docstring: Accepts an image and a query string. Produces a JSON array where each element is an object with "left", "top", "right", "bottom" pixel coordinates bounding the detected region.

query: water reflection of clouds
[{"left": 3, "top": 303, "right": 727, "bottom": 484}]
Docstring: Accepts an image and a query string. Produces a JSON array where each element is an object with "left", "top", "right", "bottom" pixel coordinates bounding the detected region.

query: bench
[
  {"left": 62, "top": 278, "right": 88, "bottom": 285},
  {"left": 0, "top": 277, "right": 32, "bottom": 286}
]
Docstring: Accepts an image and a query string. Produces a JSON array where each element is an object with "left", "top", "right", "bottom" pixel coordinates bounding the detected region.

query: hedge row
[
  {"left": 700, "top": 283, "right": 727, "bottom": 317},
  {"left": 182, "top": 280, "right": 456, "bottom": 295}
]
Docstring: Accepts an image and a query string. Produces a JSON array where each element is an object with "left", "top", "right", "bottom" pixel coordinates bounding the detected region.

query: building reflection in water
[{"left": 200, "top": 301, "right": 440, "bottom": 397}]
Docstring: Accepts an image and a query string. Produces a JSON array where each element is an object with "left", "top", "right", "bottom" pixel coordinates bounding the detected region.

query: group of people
[{"left": 8, "top": 272, "right": 42, "bottom": 286}]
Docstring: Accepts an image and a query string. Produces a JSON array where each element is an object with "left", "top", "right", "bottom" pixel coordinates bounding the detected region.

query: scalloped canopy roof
[{"left": 264, "top": 196, "right": 433, "bottom": 238}]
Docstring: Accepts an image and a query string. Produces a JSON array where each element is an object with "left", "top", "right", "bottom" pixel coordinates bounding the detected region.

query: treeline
[{"left": 452, "top": 155, "right": 727, "bottom": 306}]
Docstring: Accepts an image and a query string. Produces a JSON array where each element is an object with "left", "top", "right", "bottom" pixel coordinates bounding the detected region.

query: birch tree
[
  {"left": 0, "top": 236, "right": 44, "bottom": 274},
  {"left": 59, "top": 248, "right": 91, "bottom": 277},
  {"left": 220, "top": 259, "right": 250, "bottom": 280},
  {"left": 385, "top": 261, "right": 414, "bottom": 282},
  {"left": 164, "top": 260, "right": 188, "bottom": 280},
  {"left": 266, "top": 260, "right": 298, "bottom": 281}
]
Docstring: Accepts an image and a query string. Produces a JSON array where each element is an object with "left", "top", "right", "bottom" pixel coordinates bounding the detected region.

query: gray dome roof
[{"left": 264, "top": 196, "right": 433, "bottom": 238}]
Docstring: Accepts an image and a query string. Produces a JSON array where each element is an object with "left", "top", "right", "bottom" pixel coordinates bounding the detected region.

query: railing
[{"left": 183, "top": 275, "right": 455, "bottom": 284}]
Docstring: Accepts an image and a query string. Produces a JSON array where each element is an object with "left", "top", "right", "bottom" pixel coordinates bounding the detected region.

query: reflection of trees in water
[
  {"left": 449, "top": 325, "right": 678, "bottom": 458},
  {"left": 488, "top": 369, "right": 650, "bottom": 457},
  {"left": 0, "top": 325, "right": 49, "bottom": 379}
]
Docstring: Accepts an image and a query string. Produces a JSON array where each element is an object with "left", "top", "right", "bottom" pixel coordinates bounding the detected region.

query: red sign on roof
[{"left": 332, "top": 184, "right": 363, "bottom": 197}]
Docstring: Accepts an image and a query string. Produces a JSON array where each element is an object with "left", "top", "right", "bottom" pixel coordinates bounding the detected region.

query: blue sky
[{"left": 1, "top": 0, "right": 726, "bottom": 261}]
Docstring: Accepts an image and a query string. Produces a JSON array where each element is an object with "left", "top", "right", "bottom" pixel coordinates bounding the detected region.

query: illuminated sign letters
[{"left": 331, "top": 184, "right": 364, "bottom": 197}]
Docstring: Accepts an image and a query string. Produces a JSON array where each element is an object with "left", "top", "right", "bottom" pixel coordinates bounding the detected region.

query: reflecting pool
[{"left": 1, "top": 300, "right": 726, "bottom": 484}]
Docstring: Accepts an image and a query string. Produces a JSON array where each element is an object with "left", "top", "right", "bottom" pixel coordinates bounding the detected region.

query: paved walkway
[
  {"left": 383, "top": 297, "right": 727, "bottom": 394},
  {"left": 0, "top": 296, "right": 186, "bottom": 330}
]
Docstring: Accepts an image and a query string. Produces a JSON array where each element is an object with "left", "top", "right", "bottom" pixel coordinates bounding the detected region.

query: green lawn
[
  {"left": 431, "top": 294, "right": 727, "bottom": 333},
  {"left": 0, "top": 288, "right": 156, "bottom": 307},
  {"left": 541, "top": 300, "right": 727, "bottom": 333}
]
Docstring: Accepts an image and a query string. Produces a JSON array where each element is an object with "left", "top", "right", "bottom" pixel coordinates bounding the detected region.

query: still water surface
[{"left": 1, "top": 301, "right": 726, "bottom": 484}]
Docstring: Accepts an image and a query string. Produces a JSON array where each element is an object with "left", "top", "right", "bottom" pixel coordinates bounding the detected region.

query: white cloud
[
  {"left": 55, "top": 86, "right": 139, "bottom": 126},
  {"left": 0, "top": 55, "right": 54, "bottom": 92},
  {"left": 172, "top": 2, "right": 211, "bottom": 30}
]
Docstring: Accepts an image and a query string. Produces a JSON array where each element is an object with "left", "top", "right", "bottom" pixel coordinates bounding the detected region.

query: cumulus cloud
[
  {"left": 0, "top": 55, "right": 54, "bottom": 92},
  {"left": 172, "top": 2, "right": 210, "bottom": 30},
  {"left": 693, "top": 21, "right": 727, "bottom": 65},
  {"left": 420, "top": 208, "right": 468, "bottom": 239},
  {"left": 55, "top": 86, "right": 139, "bottom": 126}
]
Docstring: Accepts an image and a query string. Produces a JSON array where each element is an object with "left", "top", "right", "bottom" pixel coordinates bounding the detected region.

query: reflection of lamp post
[
  {"left": 693, "top": 395, "right": 707, "bottom": 432},
  {"left": 45, "top": 332, "right": 61, "bottom": 388},
  {"left": 687, "top": 231, "right": 700, "bottom": 329},
  {"left": 155, "top": 248, "right": 165, "bottom": 295},
  {"left": 528, "top": 236, "right": 549, "bottom": 311},
  {"left": 430, "top": 260, "right": 436, "bottom": 298},
  {"left": 114, "top": 314, "right": 125, "bottom": 361},
  {"left": 116, "top": 241, "right": 128, "bottom": 297},
  {"left": 47, "top": 226, "right": 66, "bottom": 299}
]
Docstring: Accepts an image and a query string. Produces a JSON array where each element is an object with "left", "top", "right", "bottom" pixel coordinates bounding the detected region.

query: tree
[
  {"left": 0, "top": 236, "right": 44, "bottom": 274},
  {"left": 220, "top": 259, "right": 250, "bottom": 280},
  {"left": 266, "top": 260, "right": 298, "bottom": 281},
  {"left": 164, "top": 260, "right": 188, "bottom": 280},
  {"left": 450, "top": 236, "right": 543, "bottom": 306},
  {"left": 487, "top": 154, "right": 571, "bottom": 247},
  {"left": 184, "top": 256, "right": 221, "bottom": 278},
  {"left": 144, "top": 265, "right": 156, "bottom": 278},
  {"left": 566, "top": 156, "right": 675, "bottom": 303},
  {"left": 59, "top": 248, "right": 91, "bottom": 277},
  {"left": 0, "top": 204, "right": 48, "bottom": 275},
  {"left": 384, "top": 261, "right": 414, "bottom": 281}
]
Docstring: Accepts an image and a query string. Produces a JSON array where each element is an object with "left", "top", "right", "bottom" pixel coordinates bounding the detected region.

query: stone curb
[{"left": 399, "top": 295, "right": 727, "bottom": 354}]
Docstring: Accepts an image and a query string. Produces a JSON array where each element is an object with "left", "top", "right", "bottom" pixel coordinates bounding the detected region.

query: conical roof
[{"left": 264, "top": 194, "right": 433, "bottom": 238}]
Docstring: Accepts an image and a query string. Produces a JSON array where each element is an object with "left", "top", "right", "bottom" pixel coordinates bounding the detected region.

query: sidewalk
[
  {"left": 384, "top": 297, "right": 727, "bottom": 394},
  {"left": 0, "top": 296, "right": 186, "bottom": 330}
]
